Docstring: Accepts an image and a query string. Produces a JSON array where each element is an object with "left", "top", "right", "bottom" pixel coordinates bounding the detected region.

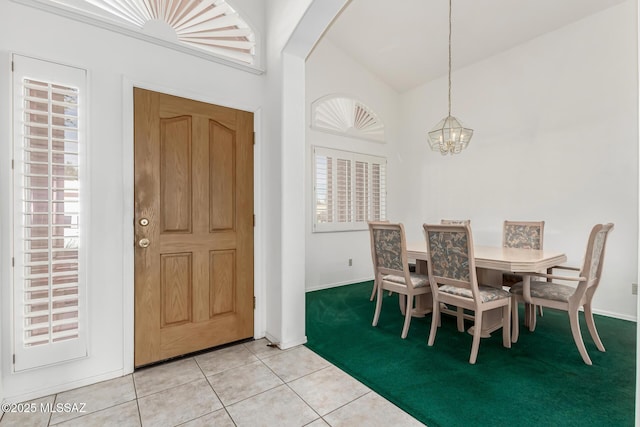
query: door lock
[{"left": 139, "top": 218, "right": 149, "bottom": 226}]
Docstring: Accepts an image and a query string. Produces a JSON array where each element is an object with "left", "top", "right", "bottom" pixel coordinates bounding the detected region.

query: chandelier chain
[{"left": 448, "top": 0, "right": 452, "bottom": 117}]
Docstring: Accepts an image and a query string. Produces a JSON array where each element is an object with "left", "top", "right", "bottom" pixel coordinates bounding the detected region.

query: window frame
[{"left": 312, "top": 146, "right": 386, "bottom": 233}]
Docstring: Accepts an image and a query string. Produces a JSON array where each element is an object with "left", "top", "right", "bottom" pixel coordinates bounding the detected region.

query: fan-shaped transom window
[
  {"left": 20, "top": 0, "right": 258, "bottom": 69},
  {"left": 311, "top": 95, "right": 385, "bottom": 143}
]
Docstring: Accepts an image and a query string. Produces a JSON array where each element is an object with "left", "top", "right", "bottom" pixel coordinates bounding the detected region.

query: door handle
[{"left": 138, "top": 238, "right": 150, "bottom": 248}]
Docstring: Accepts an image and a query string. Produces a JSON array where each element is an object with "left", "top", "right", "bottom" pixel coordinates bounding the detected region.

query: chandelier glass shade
[
  {"left": 428, "top": 0, "right": 473, "bottom": 155},
  {"left": 428, "top": 115, "right": 473, "bottom": 155}
]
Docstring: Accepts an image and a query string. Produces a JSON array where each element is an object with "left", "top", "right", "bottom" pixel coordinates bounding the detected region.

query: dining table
[{"left": 405, "top": 242, "right": 567, "bottom": 342}]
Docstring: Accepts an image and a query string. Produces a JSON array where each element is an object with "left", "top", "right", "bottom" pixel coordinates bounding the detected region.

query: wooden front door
[{"left": 133, "top": 88, "right": 254, "bottom": 367}]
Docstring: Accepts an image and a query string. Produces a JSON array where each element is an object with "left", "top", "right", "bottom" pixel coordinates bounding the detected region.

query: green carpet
[{"left": 305, "top": 281, "right": 636, "bottom": 427}]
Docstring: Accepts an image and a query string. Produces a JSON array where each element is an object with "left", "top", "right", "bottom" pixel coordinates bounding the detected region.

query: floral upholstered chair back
[
  {"left": 370, "top": 223, "right": 406, "bottom": 275},
  {"left": 503, "top": 221, "right": 545, "bottom": 250},
  {"left": 440, "top": 219, "right": 470, "bottom": 226},
  {"left": 425, "top": 224, "right": 474, "bottom": 284},
  {"left": 580, "top": 223, "right": 614, "bottom": 291}
]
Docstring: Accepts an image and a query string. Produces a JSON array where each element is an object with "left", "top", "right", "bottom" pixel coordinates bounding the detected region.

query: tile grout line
[
  {"left": 132, "top": 374, "right": 143, "bottom": 427},
  {"left": 46, "top": 394, "right": 55, "bottom": 426},
  {"left": 193, "top": 353, "right": 235, "bottom": 426}
]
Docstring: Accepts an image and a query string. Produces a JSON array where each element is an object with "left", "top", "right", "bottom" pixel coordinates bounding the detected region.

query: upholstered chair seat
[
  {"left": 510, "top": 281, "right": 575, "bottom": 303},
  {"left": 383, "top": 274, "right": 429, "bottom": 288},
  {"left": 440, "top": 285, "right": 511, "bottom": 303}
]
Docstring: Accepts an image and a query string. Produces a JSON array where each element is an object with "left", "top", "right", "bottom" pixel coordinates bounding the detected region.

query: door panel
[
  {"left": 160, "top": 116, "right": 192, "bottom": 233},
  {"left": 134, "top": 88, "right": 253, "bottom": 367},
  {"left": 210, "top": 250, "right": 236, "bottom": 316},
  {"left": 160, "top": 253, "right": 192, "bottom": 327},
  {"left": 209, "top": 121, "right": 235, "bottom": 231}
]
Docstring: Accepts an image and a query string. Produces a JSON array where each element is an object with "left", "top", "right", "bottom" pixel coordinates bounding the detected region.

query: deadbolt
[
  {"left": 139, "top": 218, "right": 149, "bottom": 226},
  {"left": 138, "top": 238, "right": 150, "bottom": 248}
]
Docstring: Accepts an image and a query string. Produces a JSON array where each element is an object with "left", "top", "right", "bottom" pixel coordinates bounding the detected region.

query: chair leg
[
  {"left": 369, "top": 278, "right": 377, "bottom": 301},
  {"left": 511, "top": 298, "right": 519, "bottom": 343},
  {"left": 584, "top": 303, "right": 605, "bottom": 352},
  {"left": 537, "top": 305, "right": 544, "bottom": 317},
  {"left": 398, "top": 294, "right": 407, "bottom": 316},
  {"left": 456, "top": 306, "right": 465, "bottom": 332},
  {"left": 428, "top": 298, "right": 440, "bottom": 346},
  {"left": 528, "top": 303, "right": 538, "bottom": 332},
  {"left": 401, "top": 295, "right": 413, "bottom": 339},
  {"left": 568, "top": 308, "right": 592, "bottom": 365},
  {"left": 469, "top": 311, "right": 483, "bottom": 364},
  {"left": 372, "top": 285, "right": 384, "bottom": 327},
  {"left": 502, "top": 301, "right": 511, "bottom": 349}
]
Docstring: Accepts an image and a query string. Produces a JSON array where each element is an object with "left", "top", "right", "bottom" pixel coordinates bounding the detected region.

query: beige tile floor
[{"left": 0, "top": 339, "right": 424, "bottom": 426}]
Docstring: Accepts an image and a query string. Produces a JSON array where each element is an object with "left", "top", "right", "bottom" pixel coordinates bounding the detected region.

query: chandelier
[{"left": 428, "top": 0, "right": 473, "bottom": 155}]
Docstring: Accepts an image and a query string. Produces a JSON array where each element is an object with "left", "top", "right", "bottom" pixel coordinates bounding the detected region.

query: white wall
[
  {"left": 305, "top": 38, "right": 399, "bottom": 290},
  {"left": 277, "top": 0, "right": 349, "bottom": 346},
  {"left": 262, "top": 0, "right": 315, "bottom": 348},
  {"left": 398, "top": 1, "right": 638, "bottom": 320},
  {"left": 0, "top": 0, "right": 268, "bottom": 402}
]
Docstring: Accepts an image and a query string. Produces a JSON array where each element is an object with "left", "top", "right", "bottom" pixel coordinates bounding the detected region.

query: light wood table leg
[
  {"left": 415, "top": 259, "right": 428, "bottom": 275},
  {"left": 413, "top": 260, "right": 432, "bottom": 317},
  {"left": 413, "top": 292, "right": 432, "bottom": 317}
]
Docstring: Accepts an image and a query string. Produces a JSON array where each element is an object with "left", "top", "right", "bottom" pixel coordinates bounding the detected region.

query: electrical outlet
[
  {"left": 348, "top": 258, "right": 353, "bottom": 267},
  {"left": 632, "top": 283, "right": 638, "bottom": 295}
]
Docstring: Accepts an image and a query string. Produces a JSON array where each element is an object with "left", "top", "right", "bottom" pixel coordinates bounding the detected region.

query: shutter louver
[{"left": 13, "top": 55, "right": 87, "bottom": 371}]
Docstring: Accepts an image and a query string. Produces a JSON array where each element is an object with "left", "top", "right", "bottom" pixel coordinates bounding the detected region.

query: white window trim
[
  {"left": 12, "top": 54, "right": 89, "bottom": 372},
  {"left": 312, "top": 145, "right": 386, "bottom": 233}
]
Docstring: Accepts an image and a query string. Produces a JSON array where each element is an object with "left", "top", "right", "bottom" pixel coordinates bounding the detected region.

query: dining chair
[
  {"left": 509, "top": 223, "right": 614, "bottom": 365},
  {"left": 368, "top": 220, "right": 390, "bottom": 301},
  {"left": 502, "top": 220, "right": 546, "bottom": 319},
  {"left": 437, "top": 219, "right": 471, "bottom": 331},
  {"left": 369, "top": 221, "right": 431, "bottom": 339},
  {"left": 423, "top": 223, "right": 511, "bottom": 364},
  {"left": 502, "top": 220, "right": 545, "bottom": 285}
]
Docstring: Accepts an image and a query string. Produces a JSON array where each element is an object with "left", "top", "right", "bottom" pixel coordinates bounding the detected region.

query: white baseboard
[
  {"left": 592, "top": 308, "right": 637, "bottom": 322},
  {"left": 279, "top": 336, "right": 308, "bottom": 350},
  {"left": 2, "top": 369, "right": 125, "bottom": 405},
  {"left": 306, "top": 277, "right": 373, "bottom": 293},
  {"left": 263, "top": 331, "right": 307, "bottom": 350}
]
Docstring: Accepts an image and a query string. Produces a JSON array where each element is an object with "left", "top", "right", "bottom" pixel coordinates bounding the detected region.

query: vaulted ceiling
[{"left": 324, "top": 0, "right": 630, "bottom": 92}]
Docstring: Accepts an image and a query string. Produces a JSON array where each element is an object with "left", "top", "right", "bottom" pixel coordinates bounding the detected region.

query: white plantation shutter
[
  {"left": 336, "top": 158, "right": 352, "bottom": 223},
  {"left": 314, "top": 153, "right": 333, "bottom": 224},
  {"left": 355, "top": 161, "right": 368, "bottom": 222},
  {"left": 313, "top": 146, "right": 386, "bottom": 232},
  {"left": 371, "top": 161, "right": 386, "bottom": 221},
  {"left": 12, "top": 55, "right": 87, "bottom": 371}
]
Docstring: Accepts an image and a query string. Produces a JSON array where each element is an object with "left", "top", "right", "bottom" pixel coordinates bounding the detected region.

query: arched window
[
  {"left": 311, "top": 95, "right": 385, "bottom": 143},
  {"left": 22, "top": 0, "right": 259, "bottom": 69}
]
